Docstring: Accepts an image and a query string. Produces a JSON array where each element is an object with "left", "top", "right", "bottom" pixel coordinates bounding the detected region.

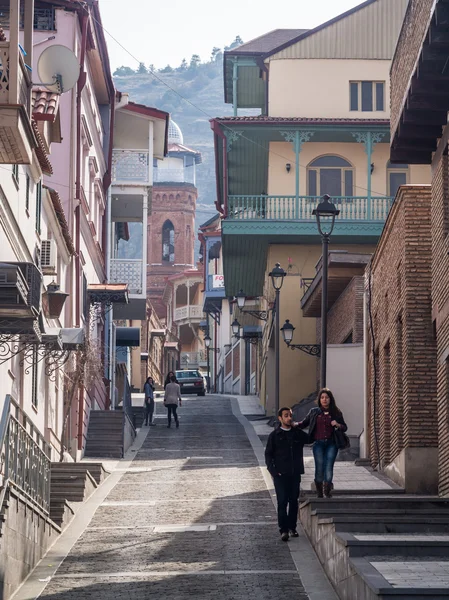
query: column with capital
[
  {"left": 351, "top": 131, "right": 386, "bottom": 219},
  {"left": 280, "top": 130, "right": 315, "bottom": 218}
]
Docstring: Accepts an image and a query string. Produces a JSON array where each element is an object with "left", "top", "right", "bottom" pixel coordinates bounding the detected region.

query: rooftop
[{"left": 227, "top": 29, "right": 308, "bottom": 55}]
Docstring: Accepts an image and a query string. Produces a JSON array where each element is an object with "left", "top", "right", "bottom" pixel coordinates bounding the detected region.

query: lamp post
[
  {"left": 312, "top": 194, "right": 340, "bottom": 388},
  {"left": 204, "top": 333, "right": 211, "bottom": 393},
  {"left": 269, "top": 263, "right": 287, "bottom": 417}
]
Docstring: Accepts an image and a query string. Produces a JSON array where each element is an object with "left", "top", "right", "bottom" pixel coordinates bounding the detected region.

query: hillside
[{"left": 113, "top": 56, "right": 233, "bottom": 228}]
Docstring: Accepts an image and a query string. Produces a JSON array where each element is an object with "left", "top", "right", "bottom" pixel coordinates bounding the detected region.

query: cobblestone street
[{"left": 26, "top": 396, "right": 337, "bottom": 600}]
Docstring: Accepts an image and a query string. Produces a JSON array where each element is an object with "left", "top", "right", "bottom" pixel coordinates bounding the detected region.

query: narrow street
[{"left": 25, "top": 396, "right": 335, "bottom": 599}]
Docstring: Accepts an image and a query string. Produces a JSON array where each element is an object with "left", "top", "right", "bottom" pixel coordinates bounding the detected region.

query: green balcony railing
[{"left": 227, "top": 196, "right": 394, "bottom": 221}]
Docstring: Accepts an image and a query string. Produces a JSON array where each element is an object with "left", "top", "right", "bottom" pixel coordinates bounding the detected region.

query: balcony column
[
  {"left": 8, "top": 0, "right": 20, "bottom": 104},
  {"left": 187, "top": 281, "right": 190, "bottom": 319},
  {"left": 280, "top": 130, "right": 315, "bottom": 218},
  {"left": 351, "top": 131, "right": 386, "bottom": 219},
  {"left": 23, "top": 0, "right": 34, "bottom": 67},
  {"left": 148, "top": 121, "right": 154, "bottom": 185}
]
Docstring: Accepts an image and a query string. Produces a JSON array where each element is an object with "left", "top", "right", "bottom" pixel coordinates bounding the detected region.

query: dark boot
[
  {"left": 315, "top": 480, "right": 323, "bottom": 498},
  {"left": 323, "top": 482, "right": 332, "bottom": 498}
]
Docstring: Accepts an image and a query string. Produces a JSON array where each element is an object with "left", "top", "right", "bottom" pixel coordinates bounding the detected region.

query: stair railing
[{"left": 0, "top": 395, "right": 51, "bottom": 514}]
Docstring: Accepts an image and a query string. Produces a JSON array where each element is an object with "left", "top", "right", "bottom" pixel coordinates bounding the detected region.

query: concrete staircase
[
  {"left": 50, "top": 465, "right": 97, "bottom": 527},
  {"left": 84, "top": 411, "right": 124, "bottom": 458},
  {"left": 300, "top": 495, "right": 449, "bottom": 599}
]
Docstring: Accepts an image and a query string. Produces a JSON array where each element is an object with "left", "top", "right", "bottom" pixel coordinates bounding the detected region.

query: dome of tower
[{"left": 168, "top": 120, "right": 183, "bottom": 145}]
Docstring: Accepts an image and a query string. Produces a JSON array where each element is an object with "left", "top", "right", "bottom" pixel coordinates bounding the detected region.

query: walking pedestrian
[
  {"left": 164, "top": 375, "right": 182, "bottom": 428},
  {"left": 265, "top": 407, "right": 309, "bottom": 541},
  {"left": 143, "top": 377, "right": 155, "bottom": 426},
  {"left": 164, "top": 371, "right": 178, "bottom": 389},
  {"left": 297, "top": 388, "right": 347, "bottom": 499}
]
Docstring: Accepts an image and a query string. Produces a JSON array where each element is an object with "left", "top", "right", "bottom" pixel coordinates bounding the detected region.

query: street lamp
[
  {"left": 231, "top": 318, "right": 241, "bottom": 337},
  {"left": 203, "top": 333, "right": 211, "bottom": 392},
  {"left": 236, "top": 289, "right": 246, "bottom": 310},
  {"left": 268, "top": 262, "right": 286, "bottom": 418},
  {"left": 281, "top": 319, "right": 321, "bottom": 357},
  {"left": 312, "top": 194, "right": 340, "bottom": 388},
  {"left": 234, "top": 290, "right": 268, "bottom": 321}
]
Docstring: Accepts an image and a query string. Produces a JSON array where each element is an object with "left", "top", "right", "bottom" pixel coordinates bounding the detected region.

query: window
[
  {"left": 350, "top": 81, "right": 385, "bottom": 112},
  {"left": 387, "top": 161, "right": 408, "bottom": 197},
  {"left": 35, "top": 181, "right": 42, "bottom": 234},
  {"left": 25, "top": 173, "right": 30, "bottom": 211},
  {"left": 162, "top": 220, "right": 175, "bottom": 263},
  {"left": 82, "top": 273, "right": 89, "bottom": 320},
  {"left": 12, "top": 164, "right": 19, "bottom": 186},
  {"left": 308, "top": 156, "right": 354, "bottom": 197}
]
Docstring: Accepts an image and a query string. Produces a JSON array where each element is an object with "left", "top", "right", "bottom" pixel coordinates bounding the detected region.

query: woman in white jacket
[{"left": 164, "top": 375, "right": 182, "bottom": 428}]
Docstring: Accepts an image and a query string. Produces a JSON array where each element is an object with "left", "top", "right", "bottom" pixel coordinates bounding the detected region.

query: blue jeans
[{"left": 313, "top": 440, "right": 338, "bottom": 483}]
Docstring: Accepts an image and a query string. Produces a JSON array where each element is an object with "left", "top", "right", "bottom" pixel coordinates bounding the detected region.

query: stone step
[
  {"left": 83, "top": 449, "right": 123, "bottom": 459},
  {"left": 49, "top": 499, "right": 75, "bottom": 529},
  {"left": 51, "top": 463, "right": 110, "bottom": 485},
  {"left": 336, "top": 532, "right": 449, "bottom": 558},
  {"left": 327, "top": 516, "right": 449, "bottom": 534},
  {"left": 303, "top": 497, "right": 448, "bottom": 511},
  {"left": 312, "top": 508, "right": 449, "bottom": 518}
]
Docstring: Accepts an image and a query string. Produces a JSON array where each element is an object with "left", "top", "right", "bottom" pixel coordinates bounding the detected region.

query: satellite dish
[{"left": 37, "top": 45, "right": 80, "bottom": 94}]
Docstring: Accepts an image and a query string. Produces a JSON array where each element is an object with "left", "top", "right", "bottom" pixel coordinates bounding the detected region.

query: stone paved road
[{"left": 38, "top": 397, "right": 310, "bottom": 599}]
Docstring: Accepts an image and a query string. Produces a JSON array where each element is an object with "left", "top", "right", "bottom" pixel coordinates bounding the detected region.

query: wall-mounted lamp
[
  {"left": 286, "top": 163, "right": 291, "bottom": 174},
  {"left": 371, "top": 163, "right": 375, "bottom": 174},
  {"left": 43, "top": 282, "right": 69, "bottom": 319}
]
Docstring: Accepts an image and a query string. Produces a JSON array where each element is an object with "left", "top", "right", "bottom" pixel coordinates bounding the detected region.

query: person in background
[
  {"left": 164, "top": 375, "right": 182, "bottom": 428},
  {"left": 297, "top": 388, "right": 347, "bottom": 499},
  {"left": 265, "top": 407, "right": 309, "bottom": 542},
  {"left": 164, "top": 371, "right": 177, "bottom": 389},
  {"left": 143, "top": 376, "right": 155, "bottom": 426}
]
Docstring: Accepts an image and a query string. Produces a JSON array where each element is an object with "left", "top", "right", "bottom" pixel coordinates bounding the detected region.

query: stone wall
[
  {"left": 368, "top": 185, "right": 437, "bottom": 493},
  {"left": 390, "top": 0, "right": 435, "bottom": 137},
  {"left": 0, "top": 489, "right": 60, "bottom": 599}
]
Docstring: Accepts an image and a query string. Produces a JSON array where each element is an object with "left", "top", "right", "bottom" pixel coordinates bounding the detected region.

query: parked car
[{"left": 175, "top": 369, "right": 206, "bottom": 396}]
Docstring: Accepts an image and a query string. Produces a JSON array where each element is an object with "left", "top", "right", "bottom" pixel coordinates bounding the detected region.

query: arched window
[
  {"left": 387, "top": 160, "right": 408, "bottom": 197},
  {"left": 162, "top": 220, "right": 175, "bottom": 263},
  {"left": 307, "top": 156, "right": 354, "bottom": 197}
]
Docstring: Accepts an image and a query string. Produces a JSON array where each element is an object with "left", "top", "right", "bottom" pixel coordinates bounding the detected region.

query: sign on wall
[{"left": 212, "top": 274, "right": 224, "bottom": 288}]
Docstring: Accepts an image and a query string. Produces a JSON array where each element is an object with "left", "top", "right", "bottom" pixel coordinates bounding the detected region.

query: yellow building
[{"left": 211, "top": 0, "right": 429, "bottom": 415}]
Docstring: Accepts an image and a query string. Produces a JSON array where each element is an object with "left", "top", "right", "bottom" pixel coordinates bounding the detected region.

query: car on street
[{"left": 175, "top": 369, "right": 206, "bottom": 396}]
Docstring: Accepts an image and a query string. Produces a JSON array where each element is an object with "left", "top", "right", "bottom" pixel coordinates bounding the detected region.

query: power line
[{"left": 78, "top": 0, "right": 395, "bottom": 199}]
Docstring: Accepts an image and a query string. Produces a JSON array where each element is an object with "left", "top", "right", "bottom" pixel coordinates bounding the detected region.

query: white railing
[
  {"left": 153, "top": 167, "right": 195, "bottom": 185},
  {"left": 110, "top": 259, "right": 143, "bottom": 295},
  {"left": 0, "top": 42, "right": 31, "bottom": 113},
  {"left": 174, "top": 305, "right": 204, "bottom": 322},
  {"left": 112, "top": 150, "right": 150, "bottom": 184}
]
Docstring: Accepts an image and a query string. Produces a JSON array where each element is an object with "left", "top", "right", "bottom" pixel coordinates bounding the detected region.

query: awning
[
  {"left": 88, "top": 283, "right": 129, "bottom": 304},
  {"left": 164, "top": 341, "right": 179, "bottom": 349},
  {"left": 116, "top": 327, "right": 140, "bottom": 347},
  {"left": 150, "top": 328, "right": 166, "bottom": 336}
]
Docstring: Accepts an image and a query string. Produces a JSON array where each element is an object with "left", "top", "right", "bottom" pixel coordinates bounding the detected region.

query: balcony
[
  {"left": 174, "top": 305, "right": 203, "bottom": 323},
  {"left": 154, "top": 166, "right": 195, "bottom": 185},
  {"left": 110, "top": 259, "right": 143, "bottom": 295},
  {"left": 112, "top": 150, "right": 150, "bottom": 185},
  {"left": 227, "top": 195, "right": 393, "bottom": 221},
  {"left": 0, "top": 42, "right": 36, "bottom": 164},
  {"left": 180, "top": 350, "right": 207, "bottom": 369}
]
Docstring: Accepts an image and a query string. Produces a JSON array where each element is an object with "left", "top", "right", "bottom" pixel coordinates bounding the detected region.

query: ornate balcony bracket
[
  {"left": 285, "top": 343, "right": 321, "bottom": 357},
  {"left": 239, "top": 308, "right": 269, "bottom": 322}
]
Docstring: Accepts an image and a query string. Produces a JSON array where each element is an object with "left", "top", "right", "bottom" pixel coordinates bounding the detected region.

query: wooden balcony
[
  {"left": 174, "top": 305, "right": 204, "bottom": 323},
  {"left": 111, "top": 149, "right": 150, "bottom": 185},
  {"left": 0, "top": 42, "right": 36, "bottom": 164}
]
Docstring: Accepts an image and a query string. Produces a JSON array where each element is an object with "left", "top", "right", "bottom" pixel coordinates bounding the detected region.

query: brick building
[
  {"left": 390, "top": 0, "right": 449, "bottom": 496},
  {"left": 147, "top": 121, "right": 201, "bottom": 318},
  {"left": 368, "top": 185, "right": 437, "bottom": 493}
]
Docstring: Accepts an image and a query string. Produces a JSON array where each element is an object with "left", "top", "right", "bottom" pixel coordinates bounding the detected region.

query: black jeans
[
  {"left": 144, "top": 399, "right": 154, "bottom": 425},
  {"left": 167, "top": 404, "right": 178, "bottom": 425},
  {"left": 273, "top": 474, "right": 301, "bottom": 533}
]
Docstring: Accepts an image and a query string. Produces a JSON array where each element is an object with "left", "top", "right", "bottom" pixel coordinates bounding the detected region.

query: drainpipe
[
  {"left": 211, "top": 120, "right": 225, "bottom": 215},
  {"left": 232, "top": 60, "right": 238, "bottom": 117},
  {"left": 76, "top": 13, "right": 89, "bottom": 453}
]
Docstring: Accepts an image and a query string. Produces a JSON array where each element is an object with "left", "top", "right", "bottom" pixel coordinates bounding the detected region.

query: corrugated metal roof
[
  {"left": 268, "top": 0, "right": 409, "bottom": 61},
  {"left": 229, "top": 29, "right": 308, "bottom": 55}
]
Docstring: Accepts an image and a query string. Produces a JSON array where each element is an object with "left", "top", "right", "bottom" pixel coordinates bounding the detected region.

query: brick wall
[
  {"left": 431, "top": 154, "right": 449, "bottom": 496},
  {"left": 368, "top": 185, "right": 436, "bottom": 469},
  {"left": 327, "top": 277, "right": 364, "bottom": 344},
  {"left": 390, "top": 0, "right": 435, "bottom": 137}
]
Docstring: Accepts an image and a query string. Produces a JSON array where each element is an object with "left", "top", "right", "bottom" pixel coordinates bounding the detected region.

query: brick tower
[{"left": 147, "top": 121, "right": 201, "bottom": 318}]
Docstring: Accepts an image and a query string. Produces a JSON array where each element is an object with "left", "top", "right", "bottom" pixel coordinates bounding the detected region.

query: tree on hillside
[
  {"left": 137, "top": 62, "right": 147, "bottom": 74},
  {"left": 148, "top": 64, "right": 155, "bottom": 73},
  {"left": 160, "top": 64, "right": 174, "bottom": 73},
  {"left": 189, "top": 54, "right": 201, "bottom": 69},
  {"left": 178, "top": 58, "right": 188, "bottom": 71},
  {"left": 211, "top": 46, "right": 222, "bottom": 61},
  {"left": 113, "top": 65, "right": 135, "bottom": 77},
  {"left": 225, "top": 35, "right": 243, "bottom": 51}
]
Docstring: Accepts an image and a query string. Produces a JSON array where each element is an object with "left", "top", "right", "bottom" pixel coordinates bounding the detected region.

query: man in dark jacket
[{"left": 265, "top": 406, "right": 309, "bottom": 541}]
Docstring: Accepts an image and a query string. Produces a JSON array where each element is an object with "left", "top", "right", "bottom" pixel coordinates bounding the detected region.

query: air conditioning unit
[{"left": 41, "top": 239, "right": 56, "bottom": 272}]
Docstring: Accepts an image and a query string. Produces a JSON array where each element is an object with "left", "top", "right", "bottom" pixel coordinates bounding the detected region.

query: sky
[{"left": 99, "top": 0, "right": 365, "bottom": 71}]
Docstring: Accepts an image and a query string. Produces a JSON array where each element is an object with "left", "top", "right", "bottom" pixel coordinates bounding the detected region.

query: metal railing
[
  {"left": 0, "top": 43, "right": 31, "bottom": 114},
  {"left": 112, "top": 150, "right": 150, "bottom": 184},
  {"left": 174, "top": 305, "right": 204, "bottom": 321},
  {"left": 153, "top": 167, "right": 195, "bottom": 185},
  {"left": 110, "top": 258, "right": 143, "bottom": 295},
  {"left": 227, "top": 195, "right": 394, "bottom": 221},
  {"left": 0, "top": 395, "right": 51, "bottom": 514},
  {"left": 180, "top": 350, "right": 207, "bottom": 367}
]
